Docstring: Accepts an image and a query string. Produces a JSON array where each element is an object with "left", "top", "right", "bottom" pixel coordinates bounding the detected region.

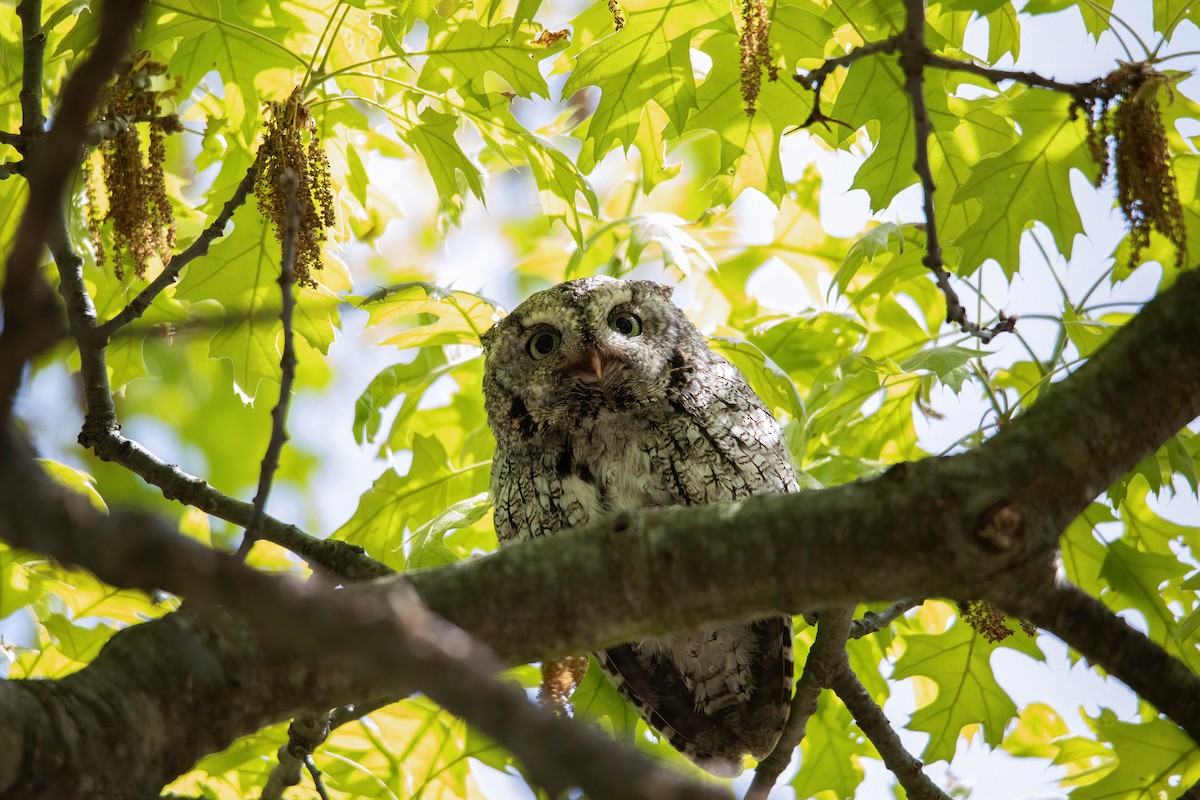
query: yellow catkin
[
  {"left": 255, "top": 89, "right": 336, "bottom": 289},
  {"left": 86, "top": 53, "right": 180, "bottom": 279},
  {"left": 1077, "top": 64, "right": 1186, "bottom": 269}
]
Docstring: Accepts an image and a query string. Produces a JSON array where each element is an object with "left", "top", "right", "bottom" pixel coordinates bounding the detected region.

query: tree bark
[{"left": 2, "top": 269, "right": 1198, "bottom": 795}]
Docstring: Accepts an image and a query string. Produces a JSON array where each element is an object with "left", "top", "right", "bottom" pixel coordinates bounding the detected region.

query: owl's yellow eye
[
  {"left": 608, "top": 310, "right": 642, "bottom": 337},
  {"left": 526, "top": 329, "right": 561, "bottom": 359}
]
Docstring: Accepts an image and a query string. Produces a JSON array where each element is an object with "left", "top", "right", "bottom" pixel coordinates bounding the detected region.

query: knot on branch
[{"left": 976, "top": 502, "right": 1024, "bottom": 552}]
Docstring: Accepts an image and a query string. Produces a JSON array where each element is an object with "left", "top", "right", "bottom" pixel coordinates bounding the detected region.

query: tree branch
[
  {"left": 791, "top": 37, "right": 899, "bottom": 130},
  {"left": 922, "top": 52, "right": 1116, "bottom": 103},
  {"left": 832, "top": 667, "right": 951, "bottom": 800},
  {"left": 999, "top": 579, "right": 1200, "bottom": 744},
  {"left": 0, "top": 0, "right": 145, "bottom": 420},
  {"left": 849, "top": 599, "right": 923, "bottom": 639},
  {"left": 17, "top": 0, "right": 46, "bottom": 139},
  {"left": 0, "top": 428, "right": 729, "bottom": 800},
  {"left": 747, "top": 606, "right": 853, "bottom": 799},
  {"left": 238, "top": 168, "right": 300, "bottom": 561}
]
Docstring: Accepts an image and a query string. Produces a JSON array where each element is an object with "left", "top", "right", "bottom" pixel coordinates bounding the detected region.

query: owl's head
[{"left": 481, "top": 277, "right": 700, "bottom": 433}]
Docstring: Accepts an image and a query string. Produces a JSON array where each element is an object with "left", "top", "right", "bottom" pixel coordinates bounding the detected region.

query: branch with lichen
[{"left": 746, "top": 607, "right": 853, "bottom": 800}]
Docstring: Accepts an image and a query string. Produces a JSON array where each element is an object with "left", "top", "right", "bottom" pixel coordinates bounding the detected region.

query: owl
[{"left": 481, "top": 276, "right": 796, "bottom": 777}]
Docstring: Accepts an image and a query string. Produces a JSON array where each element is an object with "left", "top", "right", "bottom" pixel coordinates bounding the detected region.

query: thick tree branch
[
  {"left": 999, "top": 579, "right": 1200, "bottom": 744},
  {"left": 747, "top": 607, "right": 853, "bottom": 799},
  {"left": 832, "top": 667, "right": 950, "bottom": 800},
  {"left": 2, "top": 268, "right": 1198, "bottom": 791},
  {"left": 0, "top": 429, "right": 728, "bottom": 800}
]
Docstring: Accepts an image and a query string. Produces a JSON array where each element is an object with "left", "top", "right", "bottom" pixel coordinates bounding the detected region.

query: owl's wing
[{"left": 595, "top": 615, "right": 794, "bottom": 777}]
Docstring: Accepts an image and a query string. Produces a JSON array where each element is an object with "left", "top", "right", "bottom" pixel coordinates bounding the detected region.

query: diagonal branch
[
  {"left": 0, "top": 427, "right": 730, "bottom": 800},
  {"left": 747, "top": 606, "right": 853, "bottom": 799},
  {"left": 849, "top": 598, "right": 923, "bottom": 639},
  {"left": 92, "top": 162, "right": 258, "bottom": 341},
  {"left": 999, "top": 578, "right": 1200, "bottom": 744},
  {"left": 832, "top": 667, "right": 951, "bottom": 800}
]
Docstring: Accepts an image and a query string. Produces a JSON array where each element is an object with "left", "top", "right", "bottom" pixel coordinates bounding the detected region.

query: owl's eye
[
  {"left": 608, "top": 310, "right": 642, "bottom": 337},
  {"left": 526, "top": 329, "right": 562, "bottom": 360}
]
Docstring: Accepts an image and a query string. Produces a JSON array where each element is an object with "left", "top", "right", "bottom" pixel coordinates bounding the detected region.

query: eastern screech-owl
[{"left": 481, "top": 276, "right": 796, "bottom": 777}]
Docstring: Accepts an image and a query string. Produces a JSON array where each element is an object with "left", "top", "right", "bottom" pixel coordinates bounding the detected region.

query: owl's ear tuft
[{"left": 655, "top": 283, "right": 674, "bottom": 299}]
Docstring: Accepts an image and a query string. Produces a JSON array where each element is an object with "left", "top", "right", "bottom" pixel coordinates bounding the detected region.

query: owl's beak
[
  {"left": 588, "top": 348, "right": 604, "bottom": 380},
  {"left": 563, "top": 344, "right": 616, "bottom": 381}
]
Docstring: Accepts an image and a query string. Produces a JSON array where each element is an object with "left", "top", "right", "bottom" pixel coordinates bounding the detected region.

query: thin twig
[
  {"left": 790, "top": 36, "right": 899, "bottom": 130},
  {"left": 305, "top": 756, "right": 332, "bottom": 800},
  {"left": 0, "top": 162, "right": 23, "bottom": 179},
  {"left": 0, "top": 130, "right": 22, "bottom": 148},
  {"left": 922, "top": 52, "right": 1114, "bottom": 104},
  {"left": 849, "top": 598, "right": 923, "bottom": 639},
  {"left": 93, "top": 162, "right": 258, "bottom": 340},
  {"left": 18, "top": 0, "right": 46, "bottom": 138},
  {"left": 897, "top": 0, "right": 1018, "bottom": 345},
  {"left": 237, "top": 168, "right": 300, "bottom": 561},
  {"left": 260, "top": 710, "right": 332, "bottom": 800},
  {"left": 832, "top": 667, "right": 952, "bottom": 800},
  {"left": 747, "top": 606, "right": 854, "bottom": 799}
]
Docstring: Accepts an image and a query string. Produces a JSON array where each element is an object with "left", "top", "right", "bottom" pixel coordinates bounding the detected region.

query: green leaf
[
  {"left": 835, "top": 222, "right": 906, "bottom": 294},
  {"left": 332, "top": 434, "right": 490, "bottom": 570},
  {"left": 950, "top": 89, "right": 1096, "bottom": 276},
  {"left": 36, "top": 459, "right": 107, "bottom": 512},
  {"left": 1155, "top": 0, "right": 1194, "bottom": 37},
  {"left": 408, "top": 493, "right": 491, "bottom": 569},
  {"left": 1002, "top": 702, "right": 1071, "bottom": 759},
  {"left": 400, "top": 106, "right": 486, "bottom": 222},
  {"left": 708, "top": 337, "right": 805, "bottom": 421},
  {"left": 357, "top": 282, "right": 500, "bottom": 350},
  {"left": 571, "top": 657, "right": 641, "bottom": 744},
  {"left": 1023, "top": 0, "right": 1114, "bottom": 40},
  {"left": 175, "top": 204, "right": 342, "bottom": 399},
  {"left": 1072, "top": 715, "right": 1200, "bottom": 800},
  {"left": 419, "top": 16, "right": 567, "bottom": 100},
  {"left": 564, "top": 0, "right": 733, "bottom": 171},
  {"left": 791, "top": 690, "right": 870, "bottom": 798},
  {"left": 1098, "top": 540, "right": 1190, "bottom": 646},
  {"left": 899, "top": 345, "right": 988, "bottom": 394},
  {"left": 892, "top": 617, "right": 1042, "bottom": 763},
  {"left": 162, "top": 0, "right": 304, "bottom": 136}
]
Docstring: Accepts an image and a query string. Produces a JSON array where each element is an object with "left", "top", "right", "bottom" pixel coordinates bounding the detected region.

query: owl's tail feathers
[{"left": 595, "top": 615, "right": 794, "bottom": 778}]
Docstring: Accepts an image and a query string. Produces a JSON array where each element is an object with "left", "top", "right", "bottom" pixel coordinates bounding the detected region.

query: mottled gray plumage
[{"left": 481, "top": 276, "right": 796, "bottom": 776}]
